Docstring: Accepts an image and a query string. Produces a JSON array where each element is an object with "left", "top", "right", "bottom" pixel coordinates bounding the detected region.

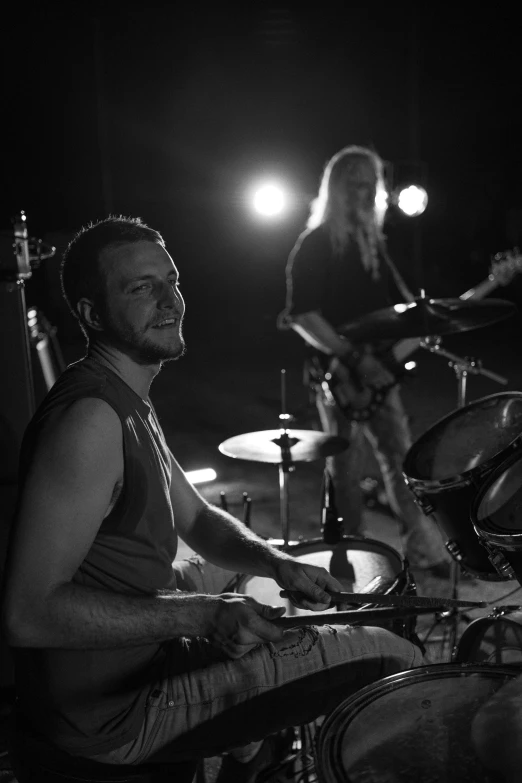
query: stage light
[
  {"left": 186, "top": 468, "right": 217, "bottom": 485},
  {"left": 251, "top": 182, "right": 287, "bottom": 217},
  {"left": 395, "top": 185, "right": 428, "bottom": 217}
]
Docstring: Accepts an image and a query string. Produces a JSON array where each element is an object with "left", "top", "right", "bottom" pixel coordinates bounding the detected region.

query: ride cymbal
[
  {"left": 218, "top": 429, "right": 349, "bottom": 464},
  {"left": 339, "top": 297, "right": 516, "bottom": 342}
]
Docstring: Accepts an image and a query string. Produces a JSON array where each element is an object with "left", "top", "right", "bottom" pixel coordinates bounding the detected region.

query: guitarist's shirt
[
  {"left": 13, "top": 357, "right": 178, "bottom": 756},
  {"left": 286, "top": 225, "right": 400, "bottom": 328}
]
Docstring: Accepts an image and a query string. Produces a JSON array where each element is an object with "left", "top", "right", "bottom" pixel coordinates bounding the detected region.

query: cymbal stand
[
  {"left": 420, "top": 335, "right": 509, "bottom": 655},
  {"left": 272, "top": 369, "right": 295, "bottom": 549},
  {"left": 420, "top": 336, "right": 508, "bottom": 408}
]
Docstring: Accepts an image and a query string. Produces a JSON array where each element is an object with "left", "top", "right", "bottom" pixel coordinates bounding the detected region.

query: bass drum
[
  {"left": 454, "top": 609, "right": 522, "bottom": 664},
  {"left": 403, "top": 392, "right": 522, "bottom": 579},
  {"left": 316, "top": 663, "right": 519, "bottom": 783},
  {"left": 236, "top": 535, "right": 416, "bottom": 639}
]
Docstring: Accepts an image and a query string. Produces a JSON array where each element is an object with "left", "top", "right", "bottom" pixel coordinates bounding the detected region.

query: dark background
[{"left": 3, "top": 2, "right": 522, "bottom": 351}]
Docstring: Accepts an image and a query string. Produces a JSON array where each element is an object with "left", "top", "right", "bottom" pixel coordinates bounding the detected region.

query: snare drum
[
  {"left": 316, "top": 663, "right": 518, "bottom": 783},
  {"left": 454, "top": 609, "right": 522, "bottom": 664},
  {"left": 472, "top": 449, "right": 522, "bottom": 583},
  {"left": 237, "top": 535, "right": 415, "bottom": 639},
  {"left": 403, "top": 392, "right": 522, "bottom": 579}
]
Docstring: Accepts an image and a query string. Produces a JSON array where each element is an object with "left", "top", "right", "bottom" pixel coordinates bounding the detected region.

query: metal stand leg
[{"left": 279, "top": 463, "right": 291, "bottom": 549}]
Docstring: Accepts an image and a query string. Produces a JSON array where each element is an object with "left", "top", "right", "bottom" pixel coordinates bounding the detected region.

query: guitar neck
[
  {"left": 392, "top": 275, "right": 499, "bottom": 364},
  {"left": 458, "top": 275, "right": 498, "bottom": 301}
]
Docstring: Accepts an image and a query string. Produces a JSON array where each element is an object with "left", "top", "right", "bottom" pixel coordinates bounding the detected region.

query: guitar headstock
[{"left": 490, "top": 248, "right": 522, "bottom": 286}]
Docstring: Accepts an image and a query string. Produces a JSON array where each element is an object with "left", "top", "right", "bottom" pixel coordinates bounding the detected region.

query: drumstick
[
  {"left": 273, "top": 606, "right": 443, "bottom": 629},
  {"left": 327, "top": 592, "right": 488, "bottom": 609}
]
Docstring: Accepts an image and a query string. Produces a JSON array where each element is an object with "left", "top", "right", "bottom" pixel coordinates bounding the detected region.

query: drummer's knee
[{"left": 339, "top": 624, "right": 426, "bottom": 673}]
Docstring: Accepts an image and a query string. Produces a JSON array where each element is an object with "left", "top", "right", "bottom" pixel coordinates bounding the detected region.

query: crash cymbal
[
  {"left": 219, "top": 429, "right": 349, "bottom": 464},
  {"left": 339, "top": 297, "right": 516, "bottom": 342}
]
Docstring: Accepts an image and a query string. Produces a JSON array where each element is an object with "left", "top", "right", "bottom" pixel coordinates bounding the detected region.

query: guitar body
[
  {"left": 308, "top": 346, "right": 404, "bottom": 422},
  {"left": 309, "top": 250, "right": 522, "bottom": 422}
]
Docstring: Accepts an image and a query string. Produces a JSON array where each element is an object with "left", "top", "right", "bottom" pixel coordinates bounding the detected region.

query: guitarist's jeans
[{"left": 317, "top": 387, "right": 449, "bottom": 568}]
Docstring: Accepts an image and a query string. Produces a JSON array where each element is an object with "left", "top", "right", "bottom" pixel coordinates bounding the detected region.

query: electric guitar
[{"left": 309, "top": 249, "right": 522, "bottom": 421}]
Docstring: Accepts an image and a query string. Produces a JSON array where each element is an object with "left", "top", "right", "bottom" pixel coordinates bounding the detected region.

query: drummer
[
  {"left": 2, "top": 216, "right": 425, "bottom": 782},
  {"left": 281, "top": 144, "right": 450, "bottom": 577}
]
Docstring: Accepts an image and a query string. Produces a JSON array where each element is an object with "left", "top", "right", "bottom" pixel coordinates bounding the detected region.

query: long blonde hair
[{"left": 307, "top": 146, "right": 388, "bottom": 279}]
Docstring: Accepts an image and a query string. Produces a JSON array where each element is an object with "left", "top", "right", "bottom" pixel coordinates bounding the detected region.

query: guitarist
[{"left": 281, "top": 145, "right": 450, "bottom": 576}]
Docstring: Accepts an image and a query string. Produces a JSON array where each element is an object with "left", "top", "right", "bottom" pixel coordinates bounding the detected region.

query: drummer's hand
[
  {"left": 205, "top": 593, "right": 286, "bottom": 659},
  {"left": 356, "top": 354, "right": 395, "bottom": 389},
  {"left": 271, "top": 558, "right": 343, "bottom": 611}
]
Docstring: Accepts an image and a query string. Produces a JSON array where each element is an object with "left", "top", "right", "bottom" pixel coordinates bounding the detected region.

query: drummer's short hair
[{"left": 60, "top": 215, "right": 164, "bottom": 338}]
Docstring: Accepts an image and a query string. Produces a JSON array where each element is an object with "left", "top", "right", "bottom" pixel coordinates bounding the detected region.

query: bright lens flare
[
  {"left": 252, "top": 183, "right": 286, "bottom": 217},
  {"left": 397, "top": 185, "right": 428, "bottom": 217},
  {"left": 186, "top": 468, "right": 217, "bottom": 485}
]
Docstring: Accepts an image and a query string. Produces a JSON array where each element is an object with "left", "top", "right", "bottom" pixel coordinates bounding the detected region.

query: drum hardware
[
  {"left": 419, "top": 335, "right": 508, "bottom": 409},
  {"left": 320, "top": 468, "right": 344, "bottom": 545},
  {"left": 489, "top": 604, "right": 522, "bottom": 618},
  {"left": 453, "top": 605, "right": 522, "bottom": 664},
  {"left": 219, "top": 490, "right": 252, "bottom": 528},
  {"left": 445, "top": 539, "right": 464, "bottom": 562},
  {"left": 481, "top": 541, "right": 516, "bottom": 579},
  {"left": 243, "top": 494, "right": 252, "bottom": 528},
  {"left": 339, "top": 294, "right": 517, "bottom": 343},
  {"left": 219, "top": 369, "right": 349, "bottom": 548},
  {"left": 219, "top": 490, "right": 228, "bottom": 512}
]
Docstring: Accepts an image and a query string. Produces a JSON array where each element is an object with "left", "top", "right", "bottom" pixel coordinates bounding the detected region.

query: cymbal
[
  {"left": 339, "top": 297, "right": 516, "bottom": 342},
  {"left": 218, "top": 429, "right": 349, "bottom": 464}
]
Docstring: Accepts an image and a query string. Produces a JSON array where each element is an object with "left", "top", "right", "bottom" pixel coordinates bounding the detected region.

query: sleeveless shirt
[{"left": 13, "top": 356, "right": 178, "bottom": 755}]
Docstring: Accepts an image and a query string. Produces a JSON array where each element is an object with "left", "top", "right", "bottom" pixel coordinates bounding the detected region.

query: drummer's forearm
[
  {"left": 290, "top": 312, "right": 354, "bottom": 357},
  {"left": 181, "top": 503, "right": 289, "bottom": 577}
]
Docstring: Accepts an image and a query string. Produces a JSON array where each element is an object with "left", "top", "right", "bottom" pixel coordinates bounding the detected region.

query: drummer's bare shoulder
[
  {"left": 5, "top": 399, "right": 125, "bottom": 641},
  {"left": 38, "top": 397, "right": 123, "bottom": 471},
  {"left": 22, "top": 397, "right": 124, "bottom": 524}
]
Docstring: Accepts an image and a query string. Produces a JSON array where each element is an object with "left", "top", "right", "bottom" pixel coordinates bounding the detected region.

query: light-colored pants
[
  {"left": 317, "top": 386, "right": 448, "bottom": 568},
  {"left": 92, "top": 555, "right": 425, "bottom": 764}
]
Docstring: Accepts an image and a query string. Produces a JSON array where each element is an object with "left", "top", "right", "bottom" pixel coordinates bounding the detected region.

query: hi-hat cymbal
[
  {"left": 339, "top": 297, "right": 516, "bottom": 342},
  {"left": 218, "top": 429, "right": 349, "bottom": 464}
]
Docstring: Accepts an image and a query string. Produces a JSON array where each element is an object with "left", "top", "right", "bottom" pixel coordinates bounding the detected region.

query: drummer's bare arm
[
  {"left": 169, "top": 450, "right": 343, "bottom": 609},
  {"left": 1, "top": 399, "right": 285, "bottom": 654},
  {"left": 169, "top": 448, "right": 288, "bottom": 576}
]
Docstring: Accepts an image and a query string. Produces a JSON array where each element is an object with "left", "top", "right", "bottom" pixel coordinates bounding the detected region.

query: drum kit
[{"left": 218, "top": 291, "right": 522, "bottom": 782}]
